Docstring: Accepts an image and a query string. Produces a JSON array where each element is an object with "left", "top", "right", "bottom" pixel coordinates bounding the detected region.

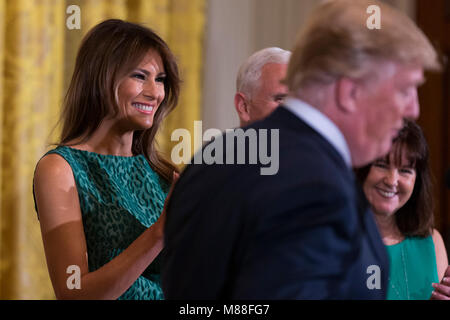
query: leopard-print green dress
[{"left": 43, "top": 146, "right": 168, "bottom": 300}]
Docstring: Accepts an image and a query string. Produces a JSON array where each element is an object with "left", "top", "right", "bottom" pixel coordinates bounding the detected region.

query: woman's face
[
  {"left": 363, "top": 149, "right": 417, "bottom": 217},
  {"left": 116, "top": 49, "right": 166, "bottom": 130}
]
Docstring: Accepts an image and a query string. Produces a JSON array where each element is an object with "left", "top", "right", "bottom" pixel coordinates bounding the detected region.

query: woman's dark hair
[
  {"left": 356, "top": 119, "right": 434, "bottom": 237},
  {"left": 59, "top": 19, "right": 180, "bottom": 181}
]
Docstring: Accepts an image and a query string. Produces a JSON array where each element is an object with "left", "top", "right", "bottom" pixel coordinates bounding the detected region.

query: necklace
[{"left": 390, "top": 244, "right": 410, "bottom": 300}]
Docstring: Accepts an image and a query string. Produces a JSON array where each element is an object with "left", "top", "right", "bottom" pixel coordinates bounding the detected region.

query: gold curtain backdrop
[{"left": 0, "top": 0, "right": 205, "bottom": 299}]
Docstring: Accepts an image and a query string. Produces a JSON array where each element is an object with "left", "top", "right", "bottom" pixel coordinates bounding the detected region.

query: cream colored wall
[{"left": 201, "top": 0, "right": 416, "bottom": 131}]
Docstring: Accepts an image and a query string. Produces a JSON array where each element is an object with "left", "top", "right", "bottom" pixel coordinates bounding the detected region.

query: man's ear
[
  {"left": 234, "top": 92, "right": 251, "bottom": 124},
  {"left": 335, "top": 77, "right": 358, "bottom": 113}
]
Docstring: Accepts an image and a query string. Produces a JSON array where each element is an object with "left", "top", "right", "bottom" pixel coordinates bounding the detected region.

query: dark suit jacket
[{"left": 162, "top": 106, "right": 389, "bottom": 299}]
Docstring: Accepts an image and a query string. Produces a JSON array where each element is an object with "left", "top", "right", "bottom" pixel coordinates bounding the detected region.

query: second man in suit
[{"left": 234, "top": 47, "right": 291, "bottom": 127}]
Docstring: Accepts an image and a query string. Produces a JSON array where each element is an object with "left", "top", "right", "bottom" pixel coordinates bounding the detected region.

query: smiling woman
[
  {"left": 116, "top": 50, "right": 166, "bottom": 131},
  {"left": 59, "top": 19, "right": 180, "bottom": 179},
  {"left": 363, "top": 147, "right": 417, "bottom": 222},
  {"left": 32, "top": 19, "right": 180, "bottom": 300},
  {"left": 356, "top": 119, "right": 449, "bottom": 300}
]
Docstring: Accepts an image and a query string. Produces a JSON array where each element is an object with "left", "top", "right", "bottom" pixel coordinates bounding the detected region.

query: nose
[
  {"left": 383, "top": 169, "right": 399, "bottom": 188},
  {"left": 142, "top": 79, "right": 158, "bottom": 100},
  {"left": 404, "top": 88, "right": 420, "bottom": 120}
]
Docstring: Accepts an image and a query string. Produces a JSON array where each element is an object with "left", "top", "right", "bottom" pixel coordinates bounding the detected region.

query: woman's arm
[
  {"left": 432, "top": 229, "right": 448, "bottom": 281},
  {"left": 430, "top": 229, "right": 450, "bottom": 299},
  {"left": 34, "top": 154, "right": 172, "bottom": 299}
]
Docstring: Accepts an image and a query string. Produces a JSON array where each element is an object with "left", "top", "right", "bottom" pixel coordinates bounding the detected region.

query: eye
[
  {"left": 131, "top": 73, "right": 146, "bottom": 81},
  {"left": 274, "top": 94, "right": 286, "bottom": 103},
  {"left": 400, "top": 168, "right": 414, "bottom": 175},
  {"left": 156, "top": 74, "right": 166, "bottom": 83},
  {"left": 373, "top": 161, "right": 388, "bottom": 169}
]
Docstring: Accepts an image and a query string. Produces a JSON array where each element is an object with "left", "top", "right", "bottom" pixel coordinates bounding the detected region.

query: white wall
[{"left": 201, "top": 0, "right": 416, "bottom": 131}]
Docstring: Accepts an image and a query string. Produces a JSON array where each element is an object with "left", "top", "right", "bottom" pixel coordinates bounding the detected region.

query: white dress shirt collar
[{"left": 283, "top": 97, "right": 352, "bottom": 168}]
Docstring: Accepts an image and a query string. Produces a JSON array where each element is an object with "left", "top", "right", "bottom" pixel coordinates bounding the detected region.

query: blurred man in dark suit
[{"left": 162, "top": 0, "right": 440, "bottom": 299}]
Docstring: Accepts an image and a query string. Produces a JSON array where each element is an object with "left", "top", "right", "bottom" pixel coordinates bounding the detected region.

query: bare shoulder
[
  {"left": 431, "top": 228, "right": 446, "bottom": 257},
  {"left": 34, "top": 153, "right": 75, "bottom": 188},
  {"left": 34, "top": 153, "right": 81, "bottom": 233},
  {"left": 432, "top": 229, "right": 445, "bottom": 248},
  {"left": 432, "top": 228, "right": 449, "bottom": 281}
]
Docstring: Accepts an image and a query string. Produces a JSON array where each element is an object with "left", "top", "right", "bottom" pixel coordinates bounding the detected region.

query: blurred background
[{"left": 0, "top": 0, "right": 448, "bottom": 299}]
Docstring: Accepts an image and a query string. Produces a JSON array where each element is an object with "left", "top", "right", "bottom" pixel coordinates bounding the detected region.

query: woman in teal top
[
  {"left": 357, "top": 120, "right": 449, "bottom": 300},
  {"left": 386, "top": 236, "right": 438, "bottom": 299},
  {"left": 33, "top": 19, "right": 179, "bottom": 300}
]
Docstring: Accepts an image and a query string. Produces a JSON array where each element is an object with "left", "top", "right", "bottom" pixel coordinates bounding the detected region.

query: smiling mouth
[
  {"left": 376, "top": 187, "right": 397, "bottom": 198},
  {"left": 132, "top": 102, "right": 154, "bottom": 113}
]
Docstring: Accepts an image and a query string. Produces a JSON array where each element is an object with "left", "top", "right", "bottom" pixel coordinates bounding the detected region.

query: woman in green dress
[
  {"left": 33, "top": 19, "right": 179, "bottom": 299},
  {"left": 357, "top": 119, "right": 449, "bottom": 300}
]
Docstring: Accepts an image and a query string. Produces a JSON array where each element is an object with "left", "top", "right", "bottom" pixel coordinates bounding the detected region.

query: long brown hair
[
  {"left": 356, "top": 120, "right": 434, "bottom": 237},
  {"left": 60, "top": 19, "right": 180, "bottom": 182}
]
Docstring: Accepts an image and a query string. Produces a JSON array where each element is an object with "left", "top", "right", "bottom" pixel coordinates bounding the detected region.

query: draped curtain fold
[{"left": 0, "top": 0, "right": 205, "bottom": 299}]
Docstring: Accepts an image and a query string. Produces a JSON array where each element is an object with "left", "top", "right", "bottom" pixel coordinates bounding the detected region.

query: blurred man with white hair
[{"left": 234, "top": 47, "right": 291, "bottom": 127}]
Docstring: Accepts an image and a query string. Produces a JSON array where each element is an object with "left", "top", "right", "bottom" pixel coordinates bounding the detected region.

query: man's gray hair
[{"left": 236, "top": 47, "right": 291, "bottom": 99}]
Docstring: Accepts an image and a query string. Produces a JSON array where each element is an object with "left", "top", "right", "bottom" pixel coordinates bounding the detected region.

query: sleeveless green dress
[
  {"left": 386, "top": 236, "right": 439, "bottom": 300},
  {"left": 42, "top": 146, "right": 169, "bottom": 300}
]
